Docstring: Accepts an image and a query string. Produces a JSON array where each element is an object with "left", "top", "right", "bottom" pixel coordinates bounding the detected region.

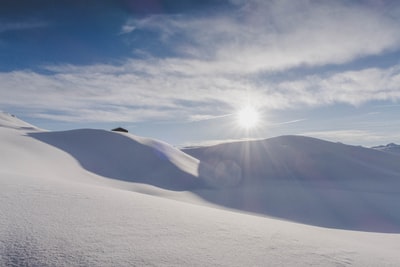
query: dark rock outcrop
[{"left": 112, "top": 127, "right": 128, "bottom": 133}]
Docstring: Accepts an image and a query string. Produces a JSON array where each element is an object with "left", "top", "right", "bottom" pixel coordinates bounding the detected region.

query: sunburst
[{"left": 237, "top": 106, "right": 259, "bottom": 129}]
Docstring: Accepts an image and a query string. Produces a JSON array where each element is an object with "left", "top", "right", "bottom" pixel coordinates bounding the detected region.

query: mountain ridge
[
  {"left": 183, "top": 135, "right": 400, "bottom": 190},
  {"left": 372, "top": 142, "right": 400, "bottom": 155}
]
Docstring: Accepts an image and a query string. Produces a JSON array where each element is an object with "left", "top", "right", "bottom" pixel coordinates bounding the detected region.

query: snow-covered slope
[
  {"left": 0, "top": 111, "right": 38, "bottom": 130},
  {"left": 373, "top": 143, "right": 400, "bottom": 155},
  {"left": 184, "top": 135, "right": 400, "bottom": 189},
  {"left": 184, "top": 136, "right": 400, "bottom": 231},
  {"left": 29, "top": 129, "right": 204, "bottom": 190},
  {"left": 1, "top": 113, "right": 400, "bottom": 266}
]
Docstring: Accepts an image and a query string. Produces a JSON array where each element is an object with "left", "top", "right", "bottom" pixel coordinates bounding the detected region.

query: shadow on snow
[{"left": 30, "top": 131, "right": 400, "bottom": 233}]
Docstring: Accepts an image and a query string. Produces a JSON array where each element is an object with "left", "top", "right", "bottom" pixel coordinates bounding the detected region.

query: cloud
[
  {"left": 2, "top": 60, "right": 400, "bottom": 123},
  {"left": 0, "top": 64, "right": 256, "bottom": 122},
  {"left": 189, "top": 113, "right": 233, "bottom": 122},
  {"left": 125, "top": 0, "right": 400, "bottom": 73},
  {"left": 0, "top": 21, "right": 47, "bottom": 33},
  {"left": 2, "top": 0, "right": 400, "bottom": 123},
  {"left": 119, "top": 24, "right": 136, "bottom": 34},
  {"left": 270, "top": 119, "right": 308, "bottom": 126},
  {"left": 275, "top": 66, "right": 400, "bottom": 106}
]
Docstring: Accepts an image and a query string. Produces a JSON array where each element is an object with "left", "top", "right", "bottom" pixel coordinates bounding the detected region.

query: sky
[{"left": 1, "top": 0, "right": 400, "bottom": 147}]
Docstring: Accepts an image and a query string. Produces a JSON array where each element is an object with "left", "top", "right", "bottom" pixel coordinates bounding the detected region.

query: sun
[{"left": 237, "top": 106, "right": 260, "bottom": 129}]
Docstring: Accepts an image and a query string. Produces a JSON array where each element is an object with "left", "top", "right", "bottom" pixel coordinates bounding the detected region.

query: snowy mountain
[
  {"left": 184, "top": 135, "right": 400, "bottom": 191},
  {"left": 1, "top": 112, "right": 400, "bottom": 266},
  {"left": 372, "top": 143, "right": 400, "bottom": 155},
  {"left": 184, "top": 136, "right": 400, "bottom": 232}
]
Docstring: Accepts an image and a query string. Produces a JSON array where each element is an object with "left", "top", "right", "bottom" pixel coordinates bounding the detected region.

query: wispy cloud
[
  {"left": 189, "top": 113, "right": 234, "bottom": 122},
  {"left": 124, "top": 0, "right": 400, "bottom": 73},
  {"left": 270, "top": 119, "right": 308, "bottom": 126},
  {"left": 2, "top": 62, "right": 400, "bottom": 123},
  {"left": 119, "top": 24, "right": 136, "bottom": 35},
  {"left": 2, "top": 0, "right": 400, "bottom": 124},
  {"left": 0, "top": 21, "right": 47, "bottom": 33},
  {"left": 274, "top": 66, "right": 400, "bottom": 106}
]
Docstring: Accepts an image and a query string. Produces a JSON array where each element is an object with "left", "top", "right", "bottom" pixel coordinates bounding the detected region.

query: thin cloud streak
[
  {"left": 270, "top": 119, "right": 308, "bottom": 126},
  {"left": 189, "top": 113, "right": 234, "bottom": 122},
  {"left": 0, "top": 21, "right": 47, "bottom": 33}
]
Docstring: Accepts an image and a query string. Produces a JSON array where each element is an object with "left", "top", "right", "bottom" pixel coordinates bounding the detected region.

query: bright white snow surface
[{"left": 1, "top": 112, "right": 400, "bottom": 266}]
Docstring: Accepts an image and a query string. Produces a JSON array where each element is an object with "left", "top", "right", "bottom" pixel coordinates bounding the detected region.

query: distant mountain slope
[
  {"left": 372, "top": 143, "right": 400, "bottom": 155},
  {"left": 184, "top": 136, "right": 400, "bottom": 231},
  {"left": 183, "top": 135, "right": 400, "bottom": 190},
  {"left": 30, "top": 129, "right": 205, "bottom": 191}
]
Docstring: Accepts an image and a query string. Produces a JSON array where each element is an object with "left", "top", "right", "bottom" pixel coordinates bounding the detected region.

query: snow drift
[
  {"left": 2, "top": 112, "right": 400, "bottom": 266},
  {"left": 29, "top": 129, "right": 205, "bottom": 191}
]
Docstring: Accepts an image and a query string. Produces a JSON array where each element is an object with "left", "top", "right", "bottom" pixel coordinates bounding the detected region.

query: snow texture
[{"left": 1, "top": 112, "right": 400, "bottom": 266}]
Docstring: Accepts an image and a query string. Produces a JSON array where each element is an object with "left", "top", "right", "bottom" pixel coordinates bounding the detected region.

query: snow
[
  {"left": 373, "top": 143, "right": 400, "bottom": 155},
  {"left": 0, "top": 112, "right": 38, "bottom": 130},
  {"left": 1, "top": 112, "right": 400, "bottom": 266},
  {"left": 29, "top": 129, "right": 203, "bottom": 191},
  {"left": 184, "top": 136, "right": 400, "bottom": 232}
]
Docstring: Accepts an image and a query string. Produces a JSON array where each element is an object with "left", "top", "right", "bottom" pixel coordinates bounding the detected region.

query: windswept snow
[{"left": 1, "top": 112, "right": 400, "bottom": 266}]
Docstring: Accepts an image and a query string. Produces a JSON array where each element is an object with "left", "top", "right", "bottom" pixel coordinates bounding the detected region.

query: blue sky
[{"left": 1, "top": 0, "right": 400, "bottom": 147}]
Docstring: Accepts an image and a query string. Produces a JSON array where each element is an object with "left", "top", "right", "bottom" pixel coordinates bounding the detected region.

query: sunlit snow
[{"left": 1, "top": 112, "right": 400, "bottom": 266}]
